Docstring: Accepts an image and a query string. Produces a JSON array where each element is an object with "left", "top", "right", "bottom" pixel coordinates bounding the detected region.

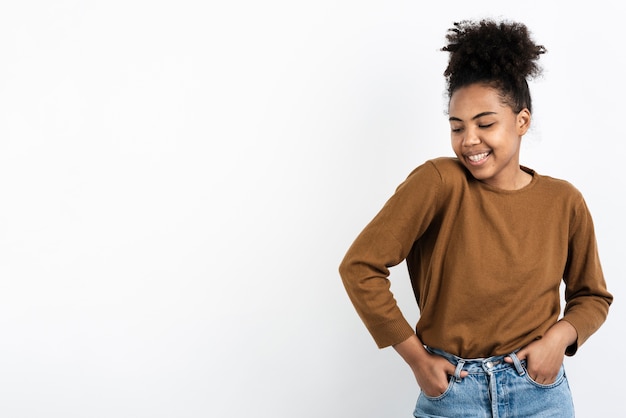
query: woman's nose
[{"left": 463, "top": 129, "right": 481, "bottom": 146}]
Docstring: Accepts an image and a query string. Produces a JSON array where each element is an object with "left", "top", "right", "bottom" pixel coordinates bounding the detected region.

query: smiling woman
[
  {"left": 449, "top": 84, "right": 532, "bottom": 190},
  {"left": 2, "top": 2, "right": 623, "bottom": 417},
  {"left": 339, "top": 18, "right": 613, "bottom": 418}
]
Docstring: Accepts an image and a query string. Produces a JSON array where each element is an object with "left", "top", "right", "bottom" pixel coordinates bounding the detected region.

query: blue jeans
[{"left": 414, "top": 347, "right": 575, "bottom": 418}]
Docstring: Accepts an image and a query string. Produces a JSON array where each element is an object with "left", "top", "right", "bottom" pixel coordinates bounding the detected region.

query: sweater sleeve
[
  {"left": 561, "top": 196, "right": 613, "bottom": 355},
  {"left": 338, "top": 161, "right": 443, "bottom": 348}
]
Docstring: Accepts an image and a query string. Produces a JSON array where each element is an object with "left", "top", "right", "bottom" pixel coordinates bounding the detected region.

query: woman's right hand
[
  {"left": 393, "top": 334, "right": 467, "bottom": 397},
  {"left": 411, "top": 350, "right": 461, "bottom": 397}
]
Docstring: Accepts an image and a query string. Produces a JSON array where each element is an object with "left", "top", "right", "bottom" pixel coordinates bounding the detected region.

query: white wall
[{"left": 0, "top": 1, "right": 622, "bottom": 417}]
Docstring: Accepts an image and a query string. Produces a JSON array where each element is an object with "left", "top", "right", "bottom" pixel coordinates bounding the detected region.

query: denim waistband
[{"left": 426, "top": 346, "right": 526, "bottom": 382}]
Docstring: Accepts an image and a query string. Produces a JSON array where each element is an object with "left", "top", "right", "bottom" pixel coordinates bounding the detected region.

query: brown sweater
[{"left": 339, "top": 157, "right": 613, "bottom": 358}]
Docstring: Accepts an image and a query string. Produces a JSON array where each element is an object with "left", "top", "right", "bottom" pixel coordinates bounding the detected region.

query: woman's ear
[{"left": 517, "top": 108, "right": 531, "bottom": 135}]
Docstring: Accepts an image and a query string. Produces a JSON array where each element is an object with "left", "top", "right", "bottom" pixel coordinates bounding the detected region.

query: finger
[
  {"left": 445, "top": 365, "right": 468, "bottom": 379},
  {"left": 514, "top": 349, "right": 527, "bottom": 361},
  {"left": 505, "top": 349, "right": 526, "bottom": 363}
]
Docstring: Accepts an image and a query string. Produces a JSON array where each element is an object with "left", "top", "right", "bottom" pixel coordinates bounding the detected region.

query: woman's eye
[
  {"left": 451, "top": 127, "right": 463, "bottom": 133},
  {"left": 479, "top": 123, "right": 494, "bottom": 129}
]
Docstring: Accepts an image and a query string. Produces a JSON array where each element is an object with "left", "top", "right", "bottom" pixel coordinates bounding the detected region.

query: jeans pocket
[
  {"left": 523, "top": 363, "right": 566, "bottom": 388},
  {"left": 420, "top": 376, "right": 455, "bottom": 400}
]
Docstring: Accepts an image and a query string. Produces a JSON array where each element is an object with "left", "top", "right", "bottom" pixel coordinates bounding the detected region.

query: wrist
[
  {"left": 546, "top": 320, "right": 577, "bottom": 350},
  {"left": 393, "top": 334, "right": 429, "bottom": 368}
]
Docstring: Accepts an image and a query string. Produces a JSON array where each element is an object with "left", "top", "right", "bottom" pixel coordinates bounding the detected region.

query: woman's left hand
[{"left": 504, "top": 320, "right": 577, "bottom": 384}]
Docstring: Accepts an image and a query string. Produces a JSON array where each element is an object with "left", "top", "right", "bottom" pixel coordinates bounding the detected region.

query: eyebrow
[{"left": 449, "top": 111, "right": 497, "bottom": 122}]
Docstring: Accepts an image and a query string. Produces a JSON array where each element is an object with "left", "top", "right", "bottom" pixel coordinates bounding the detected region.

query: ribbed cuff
[{"left": 367, "top": 317, "right": 416, "bottom": 349}]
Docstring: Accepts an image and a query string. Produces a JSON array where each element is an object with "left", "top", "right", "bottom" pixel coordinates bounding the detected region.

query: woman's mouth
[{"left": 467, "top": 151, "right": 490, "bottom": 164}]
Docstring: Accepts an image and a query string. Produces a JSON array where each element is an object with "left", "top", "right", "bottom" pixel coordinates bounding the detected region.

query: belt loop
[
  {"left": 508, "top": 351, "right": 525, "bottom": 376},
  {"left": 453, "top": 360, "right": 465, "bottom": 382}
]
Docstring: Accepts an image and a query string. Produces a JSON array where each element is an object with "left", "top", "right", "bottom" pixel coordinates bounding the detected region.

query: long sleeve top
[{"left": 339, "top": 157, "right": 613, "bottom": 358}]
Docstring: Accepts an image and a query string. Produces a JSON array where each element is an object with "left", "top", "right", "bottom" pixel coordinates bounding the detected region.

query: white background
[{"left": 0, "top": 1, "right": 623, "bottom": 417}]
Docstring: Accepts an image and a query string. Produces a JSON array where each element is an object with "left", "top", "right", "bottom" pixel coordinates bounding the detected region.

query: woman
[{"left": 339, "top": 19, "right": 613, "bottom": 417}]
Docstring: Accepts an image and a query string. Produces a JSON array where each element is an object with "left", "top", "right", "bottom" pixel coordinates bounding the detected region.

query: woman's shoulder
[
  {"left": 529, "top": 171, "right": 590, "bottom": 216},
  {"left": 395, "top": 157, "right": 468, "bottom": 199},
  {"left": 406, "top": 157, "right": 466, "bottom": 180},
  {"left": 533, "top": 170, "right": 583, "bottom": 198}
]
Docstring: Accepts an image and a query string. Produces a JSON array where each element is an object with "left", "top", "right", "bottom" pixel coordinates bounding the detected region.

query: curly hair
[{"left": 441, "top": 19, "right": 546, "bottom": 113}]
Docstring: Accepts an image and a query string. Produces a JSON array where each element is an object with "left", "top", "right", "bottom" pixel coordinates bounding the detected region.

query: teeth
[{"left": 468, "top": 152, "right": 489, "bottom": 162}]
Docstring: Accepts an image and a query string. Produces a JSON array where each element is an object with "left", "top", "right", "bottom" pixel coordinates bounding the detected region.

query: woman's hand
[
  {"left": 505, "top": 320, "right": 577, "bottom": 384},
  {"left": 393, "top": 335, "right": 468, "bottom": 397},
  {"left": 412, "top": 350, "right": 464, "bottom": 397}
]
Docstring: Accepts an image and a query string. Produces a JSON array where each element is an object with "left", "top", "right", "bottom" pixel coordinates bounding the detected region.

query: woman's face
[{"left": 448, "top": 83, "right": 531, "bottom": 190}]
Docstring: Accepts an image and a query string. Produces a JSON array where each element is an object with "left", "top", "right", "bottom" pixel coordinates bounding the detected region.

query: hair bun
[{"left": 442, "top": 19, "right": 546, "bottom": 96}]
